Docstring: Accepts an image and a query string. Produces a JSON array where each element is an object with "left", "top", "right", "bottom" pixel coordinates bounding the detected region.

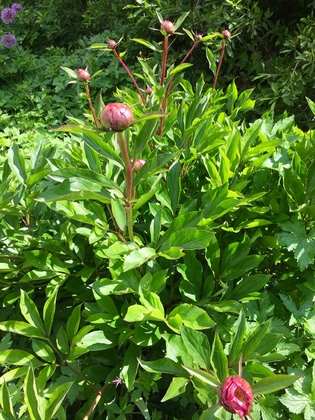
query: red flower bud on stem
[
  {"left": 160, "top": 20, "right": 174, "bottom": 35},
  {"left": 100, "top": 103, "right": 134, "bottom": 132},
  {"left": 77, "top": 69, "right": 90, "bottom": 81},
  {"left": 220, "top": 376, "right": 253, "bottom": 419},
  {"left": 222, "top": 29, "right": 231, "bottom": 39},
  {"left": 133, "top": 159, "right": 146, "bottom": 172},
  {"left": 108, "top": 39, "right": 117, "bottom": 49}
]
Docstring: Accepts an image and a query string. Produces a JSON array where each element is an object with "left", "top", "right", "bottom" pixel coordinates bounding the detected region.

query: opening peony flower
[
  {"left": 1, "top": 33, "right": 17, "bottom": 48},
  {"left": 100, "top": 103, "right": 134, "bottom": 132},
  {"left": 1, "top": 7, "right": 16, "bottom": 24},
  {"left": 222, "top": 29, "right": 231, "bottom": 39},
  {"left": 77, "top": 68, "right": 90, "bottom": 81},
  {"left": 220, "top": 376, "right": 253, "bottom": 419},
  {"left": 10, "top": 3, "right": 22, "bottom": 12},
  {"left": 160, "top": 20, "right": 174, "bottom": 35}
]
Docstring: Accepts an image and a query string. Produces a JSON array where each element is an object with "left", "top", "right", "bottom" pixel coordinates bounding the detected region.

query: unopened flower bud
[
  {"left": 146, "top": 86, "right": 153, "bottom": 95},
  {"left": 222, "top": 30, "right": 231, "bottom": 39},
  {"left": 133, "top": 159, "right": 146, "bottom": 172},
  {"left": 100, "top": 103, "right": 134, "bottom": 132},
  {"left": 196, "top": 34, "right": 203, "bottom": 41},
  {"left": 160, "top": 20, "right": 174, "bottom": 35},
  {"left": 221, "top": 376, "right": 253, "bottom": 419},
  {"left": 77, "top": 69, "right": 90, "bottom": 81},
  {"left": 108, "top": 39, "right": 117, "bottom": 49}
]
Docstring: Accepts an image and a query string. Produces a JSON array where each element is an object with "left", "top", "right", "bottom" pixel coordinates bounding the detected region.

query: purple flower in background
[
  {"left": 2, "top": 33, "right": 17, "bottom": 48},
  {"left": 11, "top": 3, "right": 23, "bottom": 12},
  {"left": 1, "top": 7, "right": 16, "bottom": 24}
]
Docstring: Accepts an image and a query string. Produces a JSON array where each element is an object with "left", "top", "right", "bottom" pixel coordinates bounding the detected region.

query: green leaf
[
  {"left": 229, "top": 274, "right": 271, "bottom": 300},
  {"left": 0, "top": 321, "right": 46, "bottom": 340},
  {"left": 182, "top": 365, "right": 220, "bottom": 387},
  {"left": 43, "top": 287, "right": 58, "bottom": 337},
  {"left": 20, "top": 290, "right": 46, "bottom": 335},
  {"left": 167, "top": 304, "right": 215, "bottom": 333},
  {"left": 60, "top": 66, "right": 78, "bottom": 79},
  {"left": 131, "top": 38, "right": 159, "bottom": 51},
  {"left": 169, "top": 63, "right": 193, "bottom": 76},
  {"left": 0, "top": 381, "right": 15, "bottom": 419},
  {"left": 121, "top": 343, "right": 141, "bottom": 391},
  {"left": 66, "top": 305, "right": 82, "bottom": 344},
  {"left": 0, "top": 367, "right": 28, "bottom": 385},
  {"left": 55, "top": 125, "right": 123, "bottom": 168},
  {"left": 38, "top": 178, "right": 113, "bottom": 204},
  {"left": 277, "top": 217, "right": 315, "bottom": 271},
  {"left": 253, "top": 374, "right": 302, "bottom": 395},
  {"left": 180, "top": 325, "right": 211, "bottom": 370},
  {"left": 200, "top": 405, "right": 224, "bottom": 420},
  {"left": 161, "top": 377, "right": 189, "bottom": 402},
  {"left": 211, "top": 332, "right": 229, "bottom": 382},
  {"left": 167, "top": 160, "right": 181, "bottom": 214},
  {"left": 76, "top": 330, "right": 116, "bottom": 351},
  {"left": 24, "top": 367, "right": 44, "bottom": 420},
  {"left": 242, "top": 322, "right": 270, "bottom": 361},
  {"left": 45, "top": 382, "right": 73, "bottom": 420},
  {"left": 139, "top": 358, "right": 188, "bottom": 377},
  {"left": 283, "top": 167, "right": 307, "bottom": 206},
  {"left": 7, "top": 143, "right": 27, "bottom": 184},
  {"left": 228, "top": 309, "right": 246, "bottom": 367},
  {"left": 123, "top": 247, "right": 156, "bottom": 271},
  {"left": 32, "top": 339, "right": 56, "bottom": 363},
  {"left": 0, "top": 350, "right": 42, "bottom": 367},
  {"left": 173, "top": 11, "right": 190, "bottom": 31}
]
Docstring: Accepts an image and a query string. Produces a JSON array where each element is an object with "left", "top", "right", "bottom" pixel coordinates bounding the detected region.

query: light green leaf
[
  {"left": 131, "top": 38, "right": 159, "bottom": 51},
  {"left": 43, "top": 287, "right": 58, "bottom": 337},
  {"left": 32, "top": 340, "right": 56, "bottom": 363},
  {"left": 139, "top": 358, "right": 187, "bottom": 377},
  {"left": 182, "top": 365, "right": 220, "bottom": 388},
  {"left": 253, "top": 374, "right": 302, "bottom": 395},
  {"left": 0, "top": 321, "right": 46, "bottom": 340},
  {"left": 66, "top": 305, "right": 82, "bottom": 344},
  {"left": 277, "top": 217, "right": 315, "bottom": 271},
  {"left": 45, "top": 382, "right": 73, "bottom": 420},
  {"left": 211, "top": 332, "right": 229, "bottom": 382},
  {"left": 111, "top": 198, "right": 126, "bottom": 231},
  {"left": 161, "top": 377, "right": 189, "bottom": 402},
  {"left": 20, "top": 290, "right": 46, "bottom": 335},
  {"left": 24, "top": 367, "right": 44, "bottom": 420},
  {"left": 180, "top": 326, "right": 211, "bottom": 370},
  {"left": 123, "top": 247, "right": 156, "bottom": 271}
]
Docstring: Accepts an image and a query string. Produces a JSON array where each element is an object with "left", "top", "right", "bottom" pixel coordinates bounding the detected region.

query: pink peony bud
[
  {"left": 146, "top": 86, "right": 153, "bottom": 95},
  {"left": 108, "top": 39, "right": 117, "bottom": 49},
  {"left": 133, "top": 159, "right": 146, "bottom": 172},
  {"left": 100, "top": 103, "right": 134, "bottom": 132},
  {"left": 220, "top": 376, "right": 253, "bottom": 419},
  {"left": 222, "top": 30, "right": 231, "bottom": 39},
  {"left": 196, "top": 34, "right": 203, "bottom": 41},
  {"left": 160, "top": 20, "right": 174, "bottom": 35},
  {"left": 77, "top": 69, "right": 90, "bottom": 81}
]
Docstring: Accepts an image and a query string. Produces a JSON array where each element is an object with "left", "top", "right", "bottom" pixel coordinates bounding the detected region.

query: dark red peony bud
[
  {"left": 108, "top": 39, "right": 117, "bottom": 49},
  {"left": 160, "top": 20, "right": 174, "bottom": 35},
  {"left": 77, "top": 69, "right": 90, "bottom": 81},
  {"left": 220, "top": 376, "right": 253, "bottom": 419},
  {"left": 100, "top": 103, "right": 134, "bottom": 132},
  {"left": 133, "top": 159, "right": 146, "bottom": 172},
  {"left": 222, "top": 30, "right": 231, "bottom": 39}
]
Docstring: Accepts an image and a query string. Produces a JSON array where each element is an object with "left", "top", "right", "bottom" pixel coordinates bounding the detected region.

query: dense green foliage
[{"left": 1, "top": 1, "right": 315, "bottom": 419}]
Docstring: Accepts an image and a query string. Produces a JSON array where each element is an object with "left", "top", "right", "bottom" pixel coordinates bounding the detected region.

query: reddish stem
[
  {"left": 158, "top": 38, "right": 201, "bottom": 136},
  {"left": 113, "top": 48, "right": 146, "bottom": 105},
  {"left": 213, "top": 40, "right": 226, "bottom": 90},
  {"left": 160, "top": 35, "right": 169, "bottom": 87},
  {"left": 85, "top": 82, "right": 99, "bottom": 127}
]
